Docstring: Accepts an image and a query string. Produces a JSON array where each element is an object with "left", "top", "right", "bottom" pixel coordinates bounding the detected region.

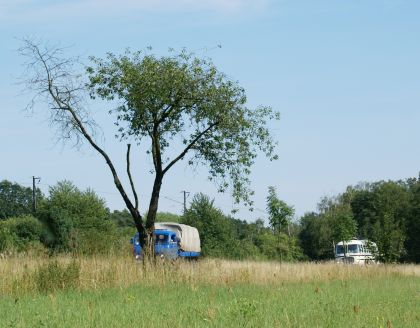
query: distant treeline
[
  {"left": 300, "top": 177, "right": 420, "bottom": 263},
  {"left": 0, "top": 176, "right": 419, "bottom": 263}
]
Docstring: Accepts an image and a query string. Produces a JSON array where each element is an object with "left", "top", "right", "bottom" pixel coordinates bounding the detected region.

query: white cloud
[{"left": 0, "top": 0, "right": 271, "bottom": 22}]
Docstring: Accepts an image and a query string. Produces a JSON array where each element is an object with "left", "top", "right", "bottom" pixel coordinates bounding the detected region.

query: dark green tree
[
  {"left": 332, "top": 211, "right": 357, "bottom": 258},
  {"left": 110, "top": 209, "right": 136, "bottom": 228},
  {"left": 20, "top": 40, "right": 279, "bottom": 255},
  {"left": 265, "top": 186, "right": 302, "bottom": 261},
  {"left": 406, "top": 178, "right": 420, "bottom": 262},
  {"left": 181, "top": 193, "right": 233, "bottom": 258},
  {"left": 182, "top": 193, "right": 267, "bottom": 260},
  {"left": 266, "top": 186, "right": 294, "bottom": 234},
  {"left": 0, "top": 180, "right": 42, "bottom": 219},
  {"left": 351, "top": 181, "right": 409, "bottom": 262},
  {"left": 299, "top": 193, "right": 356, "bottom": 261},
  {"left": 299, "top": 212, "right": 333, "bottom": 260}
]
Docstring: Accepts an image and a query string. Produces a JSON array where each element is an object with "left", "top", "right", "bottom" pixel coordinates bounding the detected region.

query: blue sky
[{"left": 1, "top": 0, "right": 419, "bottom": 222}]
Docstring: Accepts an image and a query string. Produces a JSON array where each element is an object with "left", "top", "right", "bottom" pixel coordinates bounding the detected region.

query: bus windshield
[{"left": 336, "top": 244, "right": 361, "bottom": 254}]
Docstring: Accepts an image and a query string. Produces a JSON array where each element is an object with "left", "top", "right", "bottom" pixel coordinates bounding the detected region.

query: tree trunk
[{"left": 143, "top": 174, "right": 163, "bottom": 258}]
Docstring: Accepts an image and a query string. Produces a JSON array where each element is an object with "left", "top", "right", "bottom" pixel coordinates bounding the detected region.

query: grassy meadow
[{"left": 0, "top": 255, "right": 419, "bottom": 327}]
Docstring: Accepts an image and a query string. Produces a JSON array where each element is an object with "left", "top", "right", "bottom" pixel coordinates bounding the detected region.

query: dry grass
[{"left": 1, "top": 254, "right": 419, "bottom": 296}]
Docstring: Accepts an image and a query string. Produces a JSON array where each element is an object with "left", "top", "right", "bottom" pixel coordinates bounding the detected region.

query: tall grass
[
  {"left": 1, "top": 255, "right": 419, "bottom": 327},
  {"left": 1, "top": 254, "right": 419, "bottom": 296}
]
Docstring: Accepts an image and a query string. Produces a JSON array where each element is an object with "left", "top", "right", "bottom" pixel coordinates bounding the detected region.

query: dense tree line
[
  {"left": 1, "top": 176, "right": 419, "bottom": 262},
  {"left": 0, "top": 180, "right": 42, "bottom": 219},
  {"left": 0, "top": 179, "right": 303, "bottom": 260},
  {"left": 0, "top": 180, "right": 121, "bottom": 255},
  {"left": 181, "top": 193, "right": 302, "bottom": 261},
  {"left": 299, "top": 176, "right": 420, "bottom": 263}
]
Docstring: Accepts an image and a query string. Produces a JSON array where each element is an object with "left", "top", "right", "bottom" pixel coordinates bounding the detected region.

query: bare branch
[
  {"left": 19, "top": 39, "right": 145, "bottom": 234},
  {"left": 126, "top": 144, "right": 139, "bottom": 210},
  {"left": 162, "top": 121, "right": 219, "bottom": 175}
]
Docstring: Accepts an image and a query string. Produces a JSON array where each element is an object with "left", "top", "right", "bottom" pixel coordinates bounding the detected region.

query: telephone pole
[
  {"left": 181, "top": 190, "right": 190, "bottom": 213},
  {"left": 32, "top": 176, "right": 41, "bottom": 213}
]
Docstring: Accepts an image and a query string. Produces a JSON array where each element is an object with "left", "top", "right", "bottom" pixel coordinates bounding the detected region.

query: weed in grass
[{"left": 35, "top": 260, "right": 80, "bottom": 293}]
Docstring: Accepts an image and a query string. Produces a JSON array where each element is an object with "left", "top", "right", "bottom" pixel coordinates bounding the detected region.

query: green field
[{"left": 0, "top": 258, "right": 419, "bottom": 327}]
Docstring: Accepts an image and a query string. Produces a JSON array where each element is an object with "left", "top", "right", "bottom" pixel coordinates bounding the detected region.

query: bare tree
[{"left": 19, "top": 39, "right": 147, "bottom": 249}]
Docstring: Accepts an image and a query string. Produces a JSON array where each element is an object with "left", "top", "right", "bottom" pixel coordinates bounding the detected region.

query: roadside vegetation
[{"left": 1, "top": 175, "right": 420, "bottom": 263}]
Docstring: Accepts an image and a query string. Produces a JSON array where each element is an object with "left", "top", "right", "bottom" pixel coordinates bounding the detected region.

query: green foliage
[
  {"left": 20, "top": 41, "right": 280, "bottom": 251},
  {"left": 0, "top": 180, "right": 42, "bottom": 220},
  {"left": 299, "top": 193, "right": 358, "bottom": 260},
  {"left": 262, "top": 187, "right": 302, "bottom": 261},
  {"left": 330, "top": 211, "right": 357, "bottom": 245},
  {"left": 0, "top": 223, "right": 13, "bottom": 252},
  {"left": 252, "top": 226, "right": 302, "bottom": 262},
  {"left": 156, "top": 212, "right": 182, "bottom": 223},
  {"left": 35, "top": 260, "right": 80, "bottom": 293},
  {"left": 266, "top": 186, "right": 294, "bottom": 232},
  {"left": 182, "top": 193, "right": 232, "bottom": 257},
  {"left": 0, "top": 215, "right": 44, "bottom": 252},
  {"left": 37, "top": 181, "right": 117, "bottom": 253},
  {"left": 406, "top": 180, "right": 420, "bottom": 262},
  {"left": 299, "top": 177, "right": 420, "bottom": 263},
  {"left": 182, "top": 193, "right": 302, "bottom": 261},
  {"left": 87, "top": 49, "right": 279, "bottom": 207},
  {"left": 299, "top": 212, "right": 334, "bottom": 260},
  {"left": 110, "top": 209, "right": 135, "bottom": 228},
  {"left": 351, "top": 181, "right": 409, "bottom": 262}
]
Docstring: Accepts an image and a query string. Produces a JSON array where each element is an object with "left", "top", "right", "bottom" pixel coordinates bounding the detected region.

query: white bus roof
[{"left": 336, "top": 239, "right": 377, "bottom": 246}]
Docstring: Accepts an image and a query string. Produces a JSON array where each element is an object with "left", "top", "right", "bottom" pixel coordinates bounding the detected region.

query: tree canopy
[
  {"left": 86, "top": 49, "right": 279, "bottom": 207},
  {"left": 0, "top": 180, "right": 42, "bottom": 220},
  {"left": 266, "top": 186, "right": 294, "bottom": 233}
]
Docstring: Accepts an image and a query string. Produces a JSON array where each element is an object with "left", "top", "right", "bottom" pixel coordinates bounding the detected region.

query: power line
[{"left": 163, "top": 196, "right": 184, "bottom": 206}]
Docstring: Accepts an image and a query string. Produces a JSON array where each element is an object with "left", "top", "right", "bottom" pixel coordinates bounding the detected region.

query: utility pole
[
  {"left": 32, "top": 176, "right": 41, "bottom": 213},
  {"left": 181, "top": 190, "right": 190, "bottom": 213}
]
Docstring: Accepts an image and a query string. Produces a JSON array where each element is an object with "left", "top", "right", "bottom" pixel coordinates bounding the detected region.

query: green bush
[
  {"left": 0, "top": 224, "right": 13, "bottom": 252},
  {"left": 37, "top": 181, "right": 117, "bottom": 253},
  {"left": 72, "top": 223, "right": 119, "bottom": 255},
  {"left": 0, "top": 215, "right": 44, "bottom": 252}
]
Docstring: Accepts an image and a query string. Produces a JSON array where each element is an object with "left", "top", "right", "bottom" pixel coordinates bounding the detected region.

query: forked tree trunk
[{"left": 141, "top": 174, "right": 163, "bottom": 259}]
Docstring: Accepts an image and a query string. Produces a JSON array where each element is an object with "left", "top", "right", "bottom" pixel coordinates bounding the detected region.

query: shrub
[
  {"left": 37, "top": 181, "right": 116, "bottom": 252},
  {"left": 72, "top": 224, "right": 119, "bottom": 255},
  {"left": 0, "top": 224, "right": 13, "bottom": 252},
  {"left": 0, "top": 215, "right": 44, "bottom": 252}
]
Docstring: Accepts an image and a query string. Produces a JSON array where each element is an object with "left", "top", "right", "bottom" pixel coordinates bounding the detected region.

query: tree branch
[
  {"left": 151, "top": 124, "right": 163, "bottom": 174},
  {"left": 22, "top": 40, "right": 145, "bottom": 233},
  {"left": 126, "top": 144, "right": 139, "bottom": 210},
  {"left": 162, "top": 121, "right": 219, "bottom": 175}
]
